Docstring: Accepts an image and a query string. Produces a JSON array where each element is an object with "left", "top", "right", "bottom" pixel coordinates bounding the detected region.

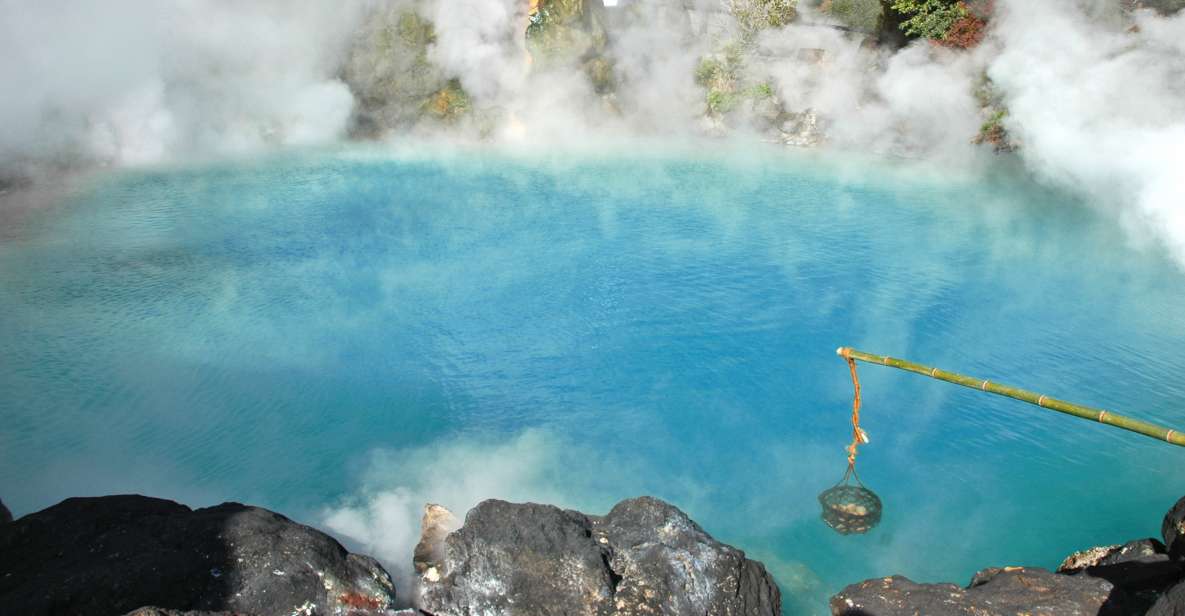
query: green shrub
[
  {"left": 979, "top": 109, "right": 1005, "bottom": 134},
  {"left": 694, "top": 39, "right": 777, "bottom": 118},
  {"left": 707, "top": 90, "right": 739, "bottom": 115},
  {"left": 729, "top": 0, "right": 798, "bottom": 34},
  {"left": 974, "top": 108, "right": 1014, "bottom": 151},
  {"left": 694, "top": 45, "right": 743, "bottom": 91},
  {"left": 748, "top": 82, "right": 776, "bottom": 99},
  {"left": 695, "top": 58, "right": 722, "bottom": 87}
]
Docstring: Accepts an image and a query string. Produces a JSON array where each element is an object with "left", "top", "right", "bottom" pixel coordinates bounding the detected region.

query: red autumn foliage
[
  {"left": 942, "top": 14, "right": 986, "bottom": 48},
  {"left": 338, "top": 592, "right": 385, "bottom": 609},
  {"left": 939, "top": 1, "right": 993, "bottom": 49}
]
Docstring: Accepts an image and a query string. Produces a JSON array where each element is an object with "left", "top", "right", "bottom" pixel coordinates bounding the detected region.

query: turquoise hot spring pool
[{"left": 2, "top": 144, "right": 1184, "bottom": 613}]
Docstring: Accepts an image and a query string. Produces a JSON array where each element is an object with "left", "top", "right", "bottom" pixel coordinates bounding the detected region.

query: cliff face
[
  {"left": 340, "top": 0, "right": 822, "bottom": 142},
  {"left": 333, "top": 0, "right": 1045, "bottom": 152},
  {"left": 341, "top": 6, "right": 454, "bottom": 136},
  {"left": 527, "top": 0, "right": 614, "bottom": 95}
]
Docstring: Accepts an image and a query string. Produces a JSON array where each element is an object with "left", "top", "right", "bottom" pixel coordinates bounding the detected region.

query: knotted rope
[{"left": 840, "top": 347, "right": 868, "bottom": 470}]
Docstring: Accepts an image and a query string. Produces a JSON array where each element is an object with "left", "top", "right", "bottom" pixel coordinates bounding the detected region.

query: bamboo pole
[{"left": 836, "top": 347, "right": 1185, "bottom": 448}]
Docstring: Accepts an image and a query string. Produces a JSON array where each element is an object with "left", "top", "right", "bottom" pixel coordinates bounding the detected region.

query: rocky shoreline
[
  {"left": 3, "top": 493, "right": 1185, "bottom": 615},
  {"left": 831, "top": 494, "right": 1185, "bottom": 615}
]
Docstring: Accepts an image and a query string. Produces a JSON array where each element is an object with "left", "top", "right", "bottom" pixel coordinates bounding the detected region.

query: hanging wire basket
[
  {"left": 819, "top": 467, "right": 882, "bottom": 535},
  {"left": 820, "top": 347, "right": 883, "bottom": 534}
]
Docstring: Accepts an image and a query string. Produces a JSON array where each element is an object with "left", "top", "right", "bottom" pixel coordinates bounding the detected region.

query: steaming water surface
[{"left": 3, "top": 144, "right": 1185, "bottom": 613}]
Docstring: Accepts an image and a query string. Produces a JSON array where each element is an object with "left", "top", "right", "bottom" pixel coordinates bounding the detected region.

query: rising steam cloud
[
  {"left": 0, "top": 0, "right": 370, "bottom": 170},
  {"left": 319, "top": 430, "right": 637, "bottom": 596},
  {"left": 2, "top": 0, "right": 1185, "bottom": 262},
  {"left": 989, "top": 1, "right": 1185, "bottom": 262}
]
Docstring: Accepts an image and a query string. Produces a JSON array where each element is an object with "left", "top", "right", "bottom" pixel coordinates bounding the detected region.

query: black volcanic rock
[
  {"left": 0, "top": 495, "right": 396, "bottom": 616},
  {"left": 419, "top": 500, "right": 617, "bottom": 616},
  {"left": 830, "top": 568, "right": 1125, "bottom": 616},
  {"left": 595, "top": 496, "right": 781, "bottom": 616},
  {"left": 1165, "top": 495, "right": 1185, "bottom": 559},
  {"left": 124, "top": 610, "right": 244, "bottom": 616},
  {"left": 830, "top": 495, "right": 1185, "bottom": 615},
  {"left": 0, "top": 498, "right": 10, "bottom": 524},
  {"left": 1148, "top": 578, "right": 1185, "bottom": 615},
  {"left": 418, "top": 496, "right": 781, "bottom": 616},
  {"left": 1056, "top": 538, "right": 1183, "bottom": 613}
]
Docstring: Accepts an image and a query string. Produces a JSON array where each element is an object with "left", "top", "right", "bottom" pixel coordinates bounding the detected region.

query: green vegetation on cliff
[
  {"left": 694, "top": 44, "right": 778, "bottom": 118},
  {"left": 695, "top": 45, "right": 745, "bottom": 115},
  {"left": 972, "top": 74, "right": 1016, "bottom": 152},
  {"left": 728, "top": 0, "right": 799, "bottom": 34}
]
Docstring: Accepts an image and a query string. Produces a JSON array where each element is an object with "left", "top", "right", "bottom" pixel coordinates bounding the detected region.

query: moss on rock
[
  {"left": 343, "top": 7, "right": 482, "bottom": 134},
  {"left": 424, "top": 79, "right": 471, "bottom": 121},
  {"left": 584, "top": 56, "right": 616, "bottom": 95},
  {"left": 343, "top": 7, "right": 452, "bottom": 134}
]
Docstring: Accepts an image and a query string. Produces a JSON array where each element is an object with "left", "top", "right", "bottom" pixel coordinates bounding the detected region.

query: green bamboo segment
[{"left": 836, "top": 347, "right": 1185, "bottom": 448}]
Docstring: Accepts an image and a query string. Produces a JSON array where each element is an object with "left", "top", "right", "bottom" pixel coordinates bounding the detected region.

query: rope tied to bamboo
[
  {"left": 841, "top": 347, "right": 869, "bottom": 469},
  {"left": 820, "top": 348, "right": 882, "bottom": 535}
]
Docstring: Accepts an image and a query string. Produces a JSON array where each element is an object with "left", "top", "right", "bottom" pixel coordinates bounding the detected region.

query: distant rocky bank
[{"left": 3, "top": 493, "right": 1185, "bottom": 615}]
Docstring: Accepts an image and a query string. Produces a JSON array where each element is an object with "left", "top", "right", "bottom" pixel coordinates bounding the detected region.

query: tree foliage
[{"left": 889, "top": 0, "right": 967, "bottom": 39}]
